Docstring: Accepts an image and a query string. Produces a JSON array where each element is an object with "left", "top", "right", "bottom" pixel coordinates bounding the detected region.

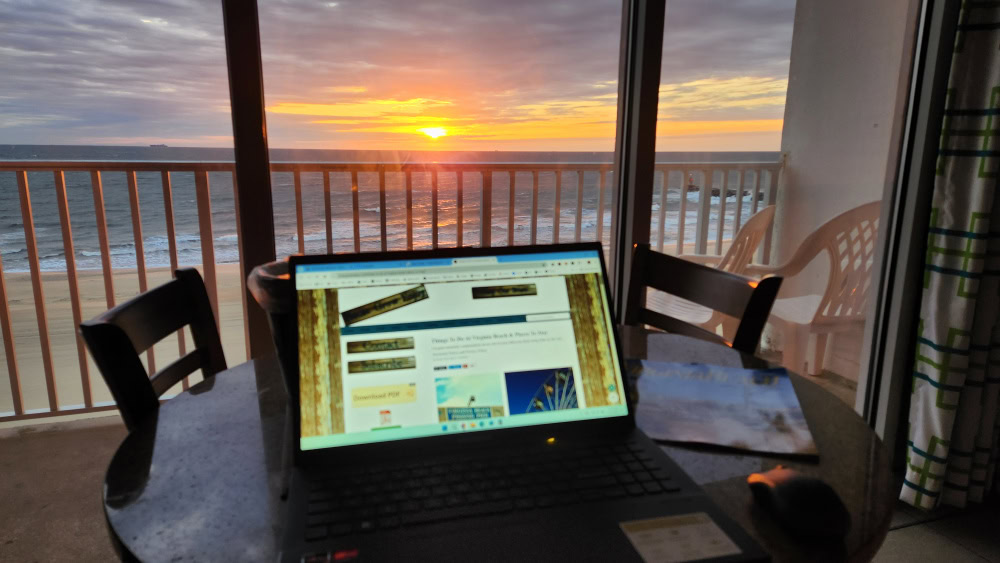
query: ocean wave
[{"left": 1, "top": 209, "right": 750, "bottom": 275}]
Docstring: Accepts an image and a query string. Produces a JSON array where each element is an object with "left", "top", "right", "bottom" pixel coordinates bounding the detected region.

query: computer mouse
[{"left": 747, "top": 465, "right": 851, "bottom": 541}]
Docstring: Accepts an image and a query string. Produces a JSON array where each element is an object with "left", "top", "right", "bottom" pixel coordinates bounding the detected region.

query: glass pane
[
  {"left": 0, "top": 1, "right": 238, "bottom": 415},
  {"left": 647, "top": 1, "right": 912, "bottom": 407},
  {"left": 258, "top": 0, "right": 622, "bottom": 257}
]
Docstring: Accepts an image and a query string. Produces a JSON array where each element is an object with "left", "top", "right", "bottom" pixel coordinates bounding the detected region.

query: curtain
[{"left": 902, "top": 3, "right": 1000, "bottom": 510}]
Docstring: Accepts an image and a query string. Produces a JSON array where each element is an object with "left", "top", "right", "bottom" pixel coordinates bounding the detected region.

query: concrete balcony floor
[
  {"left": 1, "top": 416, "right": 124, "bottom": 561},
  {"left": 3, "top": 415, "right": 998, "bottom": 561}
]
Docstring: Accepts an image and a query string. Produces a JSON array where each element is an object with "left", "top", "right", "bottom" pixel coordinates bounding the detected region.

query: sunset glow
[
  {"left": 0, "top": 0, "right": 796, "bottom": 150},
  {"left": 419, "top": 127, "right": 447, "bottom": 139}
]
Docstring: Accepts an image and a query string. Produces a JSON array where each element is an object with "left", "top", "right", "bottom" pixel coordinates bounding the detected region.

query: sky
[{"left": 0, "top": 0, "right": 795, "bottom": 151}]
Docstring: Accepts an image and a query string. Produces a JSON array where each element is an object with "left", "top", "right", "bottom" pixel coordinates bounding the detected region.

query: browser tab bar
[{"left": 451, "top": 257, "right": 498, "bottom": 265}]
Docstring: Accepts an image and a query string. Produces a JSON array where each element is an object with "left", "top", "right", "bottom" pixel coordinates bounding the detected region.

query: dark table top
[
  {"left": 620, "top": 326, "right": 893, "bottom": 562},
  {"left": 105, "top": 328, "right": 893, "bottom": 562}
]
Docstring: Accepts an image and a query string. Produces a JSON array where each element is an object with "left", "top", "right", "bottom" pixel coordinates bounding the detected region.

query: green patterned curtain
[{"left": 902, "top": 3, "right": 1000, "bottom": 510}]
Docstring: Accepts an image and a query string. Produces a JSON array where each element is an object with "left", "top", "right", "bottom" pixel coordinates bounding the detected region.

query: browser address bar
[
  {"left": 451, "top": 257, "right": 498, "bottom": 265},
  {"left": 336, "top": 263, "right": 542, "bottom": 278}
]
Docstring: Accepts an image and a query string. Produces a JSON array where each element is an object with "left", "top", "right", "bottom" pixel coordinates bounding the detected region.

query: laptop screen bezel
[{"left": 289, "top": 242, "right": 636, "bottom": 465}]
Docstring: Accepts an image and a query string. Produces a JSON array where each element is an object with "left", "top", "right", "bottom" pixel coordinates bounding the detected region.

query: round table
[{"left": 104, "top": 329, "right": 893, "bottom": 562}]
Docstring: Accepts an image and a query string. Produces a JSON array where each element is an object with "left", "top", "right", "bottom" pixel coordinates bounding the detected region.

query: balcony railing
[{"left": 0, "top": 159, "right": 779, "bottom": 422}]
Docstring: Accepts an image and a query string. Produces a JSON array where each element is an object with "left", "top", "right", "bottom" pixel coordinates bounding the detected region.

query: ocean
[{"left": 0, "top": 145, "right": 779, "bottom": 273}]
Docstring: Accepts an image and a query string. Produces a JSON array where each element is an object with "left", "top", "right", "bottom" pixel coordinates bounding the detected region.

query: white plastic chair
[
  {"left": 645, "top": 205, "right": 777, "bottom": 338},
  {"left": 757, "top": 201, "right": 881, "bottom": 376}
]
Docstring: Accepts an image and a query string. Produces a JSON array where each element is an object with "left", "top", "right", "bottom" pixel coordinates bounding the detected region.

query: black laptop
[{"left": 281, "top": 242, "right": 768, "bottom": 562}]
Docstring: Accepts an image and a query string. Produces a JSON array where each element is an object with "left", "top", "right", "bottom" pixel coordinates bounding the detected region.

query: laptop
[{"left": 282, "top": 242, "right": 768, "bottom": 562}]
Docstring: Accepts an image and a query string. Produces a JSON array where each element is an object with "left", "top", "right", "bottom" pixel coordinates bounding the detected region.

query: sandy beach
[{"left": 0, "top": 263, "right": 249, "bottom": 415}]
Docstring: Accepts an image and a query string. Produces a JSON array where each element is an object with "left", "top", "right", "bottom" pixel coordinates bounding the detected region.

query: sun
[{"left": 419, "top": 127, "right": 447, "bottom": 139}]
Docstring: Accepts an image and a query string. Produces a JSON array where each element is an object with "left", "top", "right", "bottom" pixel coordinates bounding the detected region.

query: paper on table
[{"left": 628, "top": 360, "right": 818, "bottom": 457}]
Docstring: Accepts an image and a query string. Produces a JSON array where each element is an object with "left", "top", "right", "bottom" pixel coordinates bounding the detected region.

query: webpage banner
[{"left": 297, "top": 255, "right": 626, "bottom": 450}]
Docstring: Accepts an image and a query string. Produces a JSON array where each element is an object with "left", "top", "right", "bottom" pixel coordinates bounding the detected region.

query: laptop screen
[{"left": 294, "top": 248, "right": 627, "bottom": 451}]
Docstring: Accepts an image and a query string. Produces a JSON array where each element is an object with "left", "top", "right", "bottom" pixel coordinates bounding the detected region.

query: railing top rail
[
  {"left": 0, "top": 159, "right": 781, "bottom": 173},
  {"left": 0, "top": 161, "right": 238, "bottom": 172}
]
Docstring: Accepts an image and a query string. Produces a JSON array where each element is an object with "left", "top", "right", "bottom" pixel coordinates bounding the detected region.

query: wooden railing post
[
  {"left": 90, "top": 171, "right": 115, "bottom": 309},
  {"left": 695, "top": 170, "right": 711, "bottom": 255},
  {"left": 597, "top": 170, "right": 607, "bottom": 244},
  {"left": 553, "top": 171, "right": 562, "bottom": 243},
  {"left": 733, "top": 168, "right": 745, "bottom": 235},
  {"left": 405, "top": 171, "right": 414, "bottom": 250},
  {"left": 378, "top": 166, "right": 388, "bottom": 251},
  {"left": 293, "top": 171, "right": 305, "bottom": 254},
  {"left": 431, "top": 170, "right": 439, "bottom": 249},
  {"left": 751, "top": 169, "right": 762, "bottom": 215},
  {"left": 456, "top": 171, "right": 464, "bottom": 248},
  {"left": 16, "top": 171, "right": 58, "bottom": 411},
  {"left": 507, "top": 171, "right": 516, "bottom": 246},
  {"left": 676, "top": 171, "right": 689, "bottom": 255},
  {"left": 162, "top": 171, "right": 191, "bottom": 388},
  {"left": 0, "top": 251, "right": 22, "bottom": 415},
  {"left": 574, "top": 171, "right": 584, "bottom": 242},
  {"left": 351, "top": 171, "right": 361, "bottom": 253},
  {"left": 194, "top": 171, "right": 219, "bottom": 323},
  {"left": 323, "top": 172, "right": 333, "bottom": 254},
  {"left": 760, "top": 167, "right": 780, "bottom": 264},
  {"left": 54, "top": 172, "right": 92, "bottom": 407},
  {"left": 530, "top": 171, "right": 539, "bottom": 245},
  {"left": 716, "top": 170, "right": 728, "bottom": 255},
  {"left": 481, "top": 170, "right": 492, "bottom": 247},
  {"left": 126, "top": 171, "right": 155, "bottom": 373},
  {"left": 656, "top": 170, "right": 668, "bottom": 252}
]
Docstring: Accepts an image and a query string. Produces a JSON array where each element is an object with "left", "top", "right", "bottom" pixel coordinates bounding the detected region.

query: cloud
[
  {"left": 660, "top": 0, "right": 795, "bottom": 82},
  {"left": 658, "top": 77, "right": 789, "bottom": 120},
  {"left": 0, "top": 0, "right": 233, "bottom": 145},
  {"left": 269, "top": 98, "right": 454, "bottom": 118},
  {"left": 0, "top": 0, "right": 795, "bottom": 150},
  {"left": 323, "top": 86, "right": 368, "bottom": 94}
]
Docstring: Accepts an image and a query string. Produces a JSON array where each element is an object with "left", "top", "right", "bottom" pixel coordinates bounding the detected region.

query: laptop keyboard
[{"left": 303, "top": 439, "right": 681, "bottom": 543}]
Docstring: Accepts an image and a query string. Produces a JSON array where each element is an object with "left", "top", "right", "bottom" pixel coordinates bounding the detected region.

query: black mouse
[{"left": 747, "top": 465, "right": 851, "bottom": 541}]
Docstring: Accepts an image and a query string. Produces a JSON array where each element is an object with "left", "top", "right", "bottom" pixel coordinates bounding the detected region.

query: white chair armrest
[{"left": 745, "top": 264, "right": 778, "bottom": 277}]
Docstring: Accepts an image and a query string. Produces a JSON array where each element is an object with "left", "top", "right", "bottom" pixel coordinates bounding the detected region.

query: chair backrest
[
  {"left": 625, "top": 243, "right": 782, "bottom": 354},
  {"left": 80, "top": 268, "right": 226, "bottom": 431},
  {"left": 778, "top": 201, "right": 881, "bottom": 325},
  {"left": 717, "top": 205, "right": 776, "bottom": 275}
]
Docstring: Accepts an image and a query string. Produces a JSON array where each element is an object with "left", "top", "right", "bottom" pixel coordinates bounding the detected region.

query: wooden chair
[
  {"left": 755, "top": 201, "right": 881, "bottom": 376},
  {"left": 80, "top": 268, "right": 226, "bottom": 432},
  {"left": 645, "top": 205, "right": 777, "bottom": 339},
  {"left": 625, "top": 243, "right": 783, "bottom": 354}
]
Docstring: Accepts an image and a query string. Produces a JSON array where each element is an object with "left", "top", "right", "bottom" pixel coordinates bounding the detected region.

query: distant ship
[{"left": 150, "top": 144, "right": 168, "bottom": 147}]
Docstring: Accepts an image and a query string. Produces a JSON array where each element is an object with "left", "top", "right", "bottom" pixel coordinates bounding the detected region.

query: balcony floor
[{"left": 0, "top": 416, "right": 124, "bottom": 561}]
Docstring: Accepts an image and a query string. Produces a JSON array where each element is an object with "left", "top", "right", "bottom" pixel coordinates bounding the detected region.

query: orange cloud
[
  {"left": 656, "top": 119, "right": 783, "bottom": 136},
  {"left": 265, "top": 76, "right": 786, "bottom": 149},
  {"left": 268, "top": 98, "right": 453, "bottom": 117}
]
